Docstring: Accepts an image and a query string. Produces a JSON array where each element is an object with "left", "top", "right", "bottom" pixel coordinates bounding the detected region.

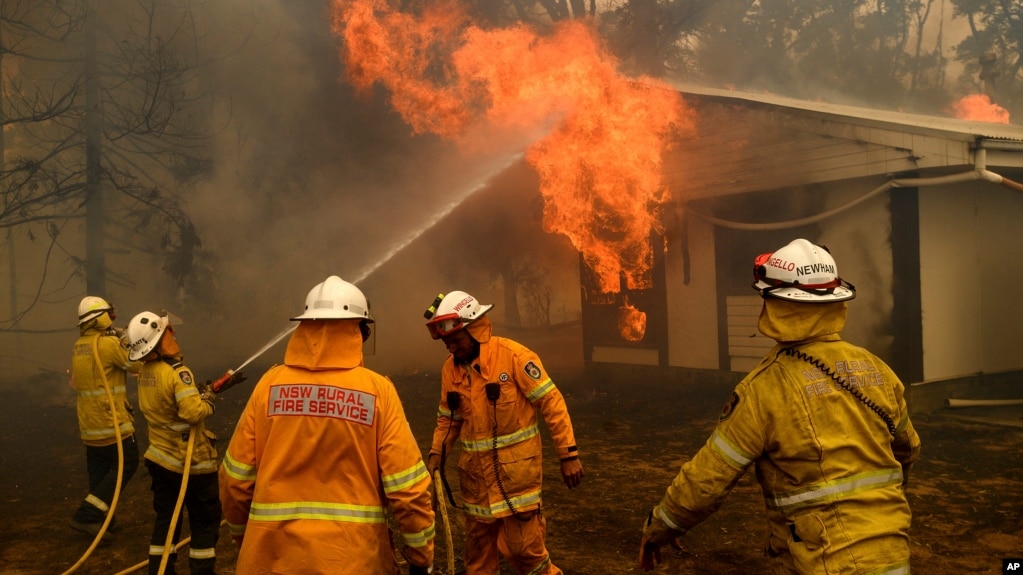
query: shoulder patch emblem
[
  {"left": 179, "top": 370, "right": 193, "bottom": 386},
  {"left": 523, "top": 361, "right": 542, "bottom": 380},
  {"left": 719, "top": 391, "right": 740, "bottom": 421}
]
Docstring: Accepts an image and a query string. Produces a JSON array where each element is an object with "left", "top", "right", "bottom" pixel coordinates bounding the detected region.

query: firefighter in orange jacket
[
  {"left": 639, "top": 239, "right": 922, "bottom": 574},
  {"left": 424, "top": 290, "right": 584, "bottom": 575},
  {"left": 70, "top": 296, "right": 140, "bottom": 540},
  {"left": 220, "top": 276, "right": 435, "bottom": 575},
  {"left": 127, "top": 310, "right": 227, "bottom": 575}
]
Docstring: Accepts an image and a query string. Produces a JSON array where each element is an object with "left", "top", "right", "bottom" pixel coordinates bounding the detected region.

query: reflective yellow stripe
[
  {"left": 462, "top": 489, "right": 541, "bottom": 518},
  {"left": 896, "top": 412, "right": 910, "bottom": 434},
  {"left": 526, "top": 556, "right": 551, "bottom": 575},
  {"left": 864, "top": 561, "right": 910, "bottom": 575},
  {"left": 767, "top": 468, "right": 904, "bottom": 513},
  {"left": 174, "top": 387, "right": 200, "bottom": 401},
  {"left": 525, "top": 379, "right": 554, "bottom": 403},
  {"left": 226, "top": 521, "right": 245, "bottom": 536},
  {"left": 81, "top": 421, "right": 134, "bottom": 439},
  {"left": 221, "top": 452, "right": 257, "bottom": 481},
  {"left": 436, "top": 407, "right": 463, "bottom": 421},
  {"left": 401, "top": 521, "right": 436, "bottom": 548},
  {"left": 708, "top": 430, "right": 754, "bottom": 469},
  {"left": 460, "top": 424, "right": 539, "bottom": 452},
  {"left": 382, "top": 461, "right": 429, "bottom": 493},
  {"left": 248, "top": 501, "right": 386, "bottom": 523},
  {"left": 77, "top": 385, "right": 127, "bottom": 398},
  {"left": 145, "top": 445, "right": 218, "bottom": 474}
]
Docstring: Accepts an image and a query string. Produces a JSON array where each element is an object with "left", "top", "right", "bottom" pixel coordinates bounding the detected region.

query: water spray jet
[{"left": 212, "top": 152, "right": 524, "bottom": 392}]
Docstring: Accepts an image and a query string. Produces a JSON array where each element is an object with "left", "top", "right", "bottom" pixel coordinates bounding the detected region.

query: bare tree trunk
[
  {"left": 85, "top": 0, "right": 106, "bottom": 295},
  {"left": 1, "top": 20, "right": 14, "bottom": 322},
  {"left": 502, "top": 271, "right": 521, "bottom": 327}
]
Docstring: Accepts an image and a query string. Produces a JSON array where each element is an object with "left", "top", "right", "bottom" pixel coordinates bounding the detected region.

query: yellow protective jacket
[
  {"left": 137, "top": 357, "right": 218, "bottom": 474},
  {"left": 72, "top": 318, "right": 139, "bottom": 446},
  {"left": 430, "top": 317, "right": 579, "bottom": 520},
  {"left": 657, "top": 299, "right": 921, "bottom": 575},
  {"left": 220, "top": 320, "right": 435, "bottom": 574}
]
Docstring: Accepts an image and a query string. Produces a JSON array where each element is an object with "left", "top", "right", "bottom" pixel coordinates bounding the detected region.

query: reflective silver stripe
[
  {"left": 149, "top": 545, "right": 173, "bottom": 555},
  {"left": 221, "top": 452, "right": 257, "bottom": 481},
  {"left": 174, "top": 387, "right": 200, "bottom": 401},
  {"left": 248, "top": 501, "right": 387, "bottom": 524},
  {"left": 78, "top": 385, "right": 127, "bottom": 398},
  {"left": 436, "top": 407, "right": 463, "bottom": 421},
  {"left": 226, "top": 521, "right": 245, "bottom": 537},
  {"left": 462, "top": 489, "right": 541, "bottom": 518},
  {"left": 163, "top": 422, "right": 191, "bottom": 432},
  {"left": 863, "top": 561, "right": 910, "bottom": 575},
  {"left": 85, "top": 493, "right": 110, "bottom": 513},
  {"left": 81, "top": 421, "right": 133, "bottom": 439},
  {"left": 767, "top": 468, "right": 904, "bottom": 513},
  {"left": 655, "top": 505, "right": 682, "bottom": 531},
  {"left": 382, "top": 461, "right": 429, "bottom": 494},
  {"left": 896, "top": 412, "right": 910, "bottom": 433},
  {"left": 460, "top": 424, "right": 539, "bottom": 452},
  {"left": 189, "top": 547, "right": 216, "bottom": 559},
  {"left": 145, "top": 445, "right": 218, "bottom": 474},
  {"left": 526, "top": 556, "right": 551, "bottom": 575},
  {"left": 709, "top": 430, "right": 754, "bottom": 469},
  {"left": 401, "top": 521, "right": 436, "bottom": 548},
  {"left": 525, "top": 379, "right": 554, "bottom": 403}
]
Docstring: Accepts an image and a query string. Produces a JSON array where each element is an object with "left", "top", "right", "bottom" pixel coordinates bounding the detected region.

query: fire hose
[
  {"left": 433, "top": 470, "right": 455, "bottom": 575},
  {"left": 61, "top": 333, "right": 125, "bottom": 575}
]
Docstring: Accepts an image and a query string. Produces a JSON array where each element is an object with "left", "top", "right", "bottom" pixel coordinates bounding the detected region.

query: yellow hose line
[
  {"left": 433, "top": 470, "right": 454, "bottom": 575},
  {"left": 157, "top": 427, "right": 196, "bottom": 575},
  {"left": 61, "top": 333, "right": 125, "bottom": 575}
]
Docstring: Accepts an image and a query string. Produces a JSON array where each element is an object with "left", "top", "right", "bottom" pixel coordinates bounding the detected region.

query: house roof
[{"left": 662, "top": 83, "right": 1023, "bottom": 200}]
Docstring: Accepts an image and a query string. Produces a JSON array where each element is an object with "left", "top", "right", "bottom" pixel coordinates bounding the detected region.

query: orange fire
[
  {"left": 331, "top": 0, "right": 695, "bottom": 295},
  {"left": 951, "top": 94, "right": 1011, "bottom": 124},
  {"left": 617, "top": 301, "right": 647, "bottom": 343}
]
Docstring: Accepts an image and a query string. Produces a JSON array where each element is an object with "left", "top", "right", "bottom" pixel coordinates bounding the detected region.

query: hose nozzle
[{"left": 211, "top": 369, "right": 235, "bottom": 393}]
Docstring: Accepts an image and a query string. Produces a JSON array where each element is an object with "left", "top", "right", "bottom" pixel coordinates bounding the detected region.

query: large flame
[
  {"left": 331, "top": 0, "right": 695, "bottom": 294},
  {"left": 617, "top": 300, "right": 647, "bottom": 343},
  {"left": 951, "top": 94, "right": 1011, "bottom": 124}
]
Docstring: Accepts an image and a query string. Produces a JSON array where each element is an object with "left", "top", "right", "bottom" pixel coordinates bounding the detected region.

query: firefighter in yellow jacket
[
  {"left": 70, "top": 296, "right": 140, "bottom": 540},
  {"left": 424, "top": 290, "right": 584, "bottom": 575},
  {"left": 220, "top": 275, "right": 435, "bottom": 575},
  {"left": 127, "top": 310, "right": 230, "bottom": 575},
  {"left": 639, "top": 238, "right": 922, "bottom": 575}
]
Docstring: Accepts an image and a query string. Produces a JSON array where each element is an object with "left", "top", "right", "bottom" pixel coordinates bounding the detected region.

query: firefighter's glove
[
  {"left": 408, "top": 564, "right": 432, "bottom": 575},
  {"left": 639, "top": 506, "right": 684, "bottom": 571},
  {"left": 200, "top": 388, "right": 216, "bottom": 411},
  {"left": 218, "top": 371, "right": 247, "bottom": 393}
]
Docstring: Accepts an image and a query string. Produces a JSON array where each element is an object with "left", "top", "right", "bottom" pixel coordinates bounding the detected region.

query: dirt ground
[{"left": 2, "top": 364, "right": 1022, "bottom": 574}]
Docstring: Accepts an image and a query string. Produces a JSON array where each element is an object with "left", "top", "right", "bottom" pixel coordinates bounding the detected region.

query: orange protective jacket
[
  {"left": 655, "top": 299, "right": 921, "bottom": 575},
  {"left": 430, "top": 317, "right": 579, "bottom": 520},
  {"left": 72, "top": 316, "right": 139, "bottom": 446},
  {"left": 220, "top": 320, "right": 435, "bottom": 574}
]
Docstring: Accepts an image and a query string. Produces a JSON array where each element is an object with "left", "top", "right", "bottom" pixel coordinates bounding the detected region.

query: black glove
[
  {"left": 408, "top": 565, "right": 432, "bottom": 575},
  {"left": 216, "top": 371, "right": 247, "bottom": 393}
]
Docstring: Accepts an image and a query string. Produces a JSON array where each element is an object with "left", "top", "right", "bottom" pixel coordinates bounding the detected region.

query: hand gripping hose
[
  {"left": 61, "top": 333, "right": 125, "bottom": 575},
  {"left": 433, "top": 470, "right": 455, "bottom": 575}
]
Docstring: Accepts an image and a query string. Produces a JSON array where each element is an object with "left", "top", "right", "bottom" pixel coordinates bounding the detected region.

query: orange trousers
[{"left": 463, "top": 511, "right": 562, "bottom": 575}]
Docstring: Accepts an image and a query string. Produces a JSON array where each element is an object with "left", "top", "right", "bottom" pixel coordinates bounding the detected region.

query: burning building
[{"left": 581, "top": 84, "right": 1023, "bottom": 412}]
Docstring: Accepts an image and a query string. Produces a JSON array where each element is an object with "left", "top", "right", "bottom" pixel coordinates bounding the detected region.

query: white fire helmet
[
  {"left": 291, "top": 275, "right": 374, "bottom": 322},
  {"left": 126, "top": 311, "right": 170, "bottom": 361},
  {"left": 752, "top": 238, "right": 856, "bottom": 302},
  {"left": 424, "top": 290, "right": 493, "bottom": 340},
  {"left": 78, "top": 296, "right": 113, "bottom": 326}
]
